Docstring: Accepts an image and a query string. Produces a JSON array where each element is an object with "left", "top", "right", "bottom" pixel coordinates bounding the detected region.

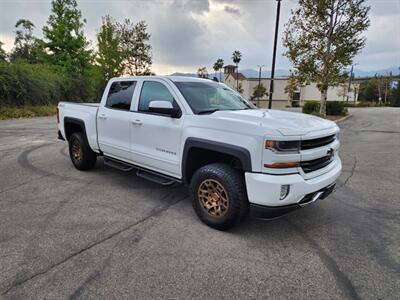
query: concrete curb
[{"left": 335, "top": 114, "right": 352, "bottom": 123}]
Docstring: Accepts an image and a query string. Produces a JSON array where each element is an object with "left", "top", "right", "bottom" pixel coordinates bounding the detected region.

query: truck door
[
  {"left": 130, "top": 80, "right": 183, "bottom": 178},
  {"left": 97, "top": 80, "right": 137, "bottom": 161}
]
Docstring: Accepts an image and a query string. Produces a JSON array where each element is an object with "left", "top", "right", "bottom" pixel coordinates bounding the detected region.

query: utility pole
[
  {"left": 346, "top": 65, "right": 354, "bottom": 103},
  {"left": 268, "top": 0, "right": 282, "bottom": 109},
  {"left": 257, "top": 65, "right": 264, "bottom": 87},
  {"left": 257, "top": 65, "right": 265, "bottom": 107}
]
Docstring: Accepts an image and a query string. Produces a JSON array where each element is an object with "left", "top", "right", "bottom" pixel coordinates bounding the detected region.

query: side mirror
[{"left": 148, "top": 101, "right": 180, "bottom": 118}]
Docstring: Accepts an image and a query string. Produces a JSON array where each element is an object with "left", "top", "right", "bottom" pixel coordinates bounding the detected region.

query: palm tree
[
  {"left": 232, "top": 50, "right": 242, "bottom": 90},
  {"left": 216, "top": 58, "right": 224, "bottom": 82},
  {"left": 213, "top": 59, "right": 225, "bottom": 82},
  {"left": 213, "top": 62, "right": 219, "bottom": 79}
]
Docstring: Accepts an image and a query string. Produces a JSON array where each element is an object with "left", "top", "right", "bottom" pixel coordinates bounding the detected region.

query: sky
[{"left": 0, "top": 0, "right": 399, "bottom": 75}]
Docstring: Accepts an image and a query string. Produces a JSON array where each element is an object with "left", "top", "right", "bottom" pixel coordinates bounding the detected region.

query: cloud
[
  {"left": 0, "top": 0, "right": 398, "bottom": 73},
  {"left": 224, "top": 5, "right": 241, "bottom": 16}
]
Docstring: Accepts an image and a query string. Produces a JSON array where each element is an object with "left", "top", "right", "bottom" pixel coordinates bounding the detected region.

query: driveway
[{"left": 0, "top": 107, "right": 399, "bottom": 299}]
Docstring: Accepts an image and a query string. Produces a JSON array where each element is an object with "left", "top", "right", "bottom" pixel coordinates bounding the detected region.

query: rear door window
[{"left": 106, "top": 81, "right": 136, "bottom": 110}]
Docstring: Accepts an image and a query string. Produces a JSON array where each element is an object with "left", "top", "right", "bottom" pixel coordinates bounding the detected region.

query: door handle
[
  {"left": 99, "top": 113, "right": 107, "bottom": 120},
  {"left": 131, "top": 119, "right": 143, "bottom": 126}
]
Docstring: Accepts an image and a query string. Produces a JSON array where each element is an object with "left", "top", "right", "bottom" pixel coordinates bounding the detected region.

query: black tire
[
  {"left": 190, "top": 163, "right": 249, "bottom": 230},
  {"left": 68, "top": 132, "right": 97, "bottom": 170}
]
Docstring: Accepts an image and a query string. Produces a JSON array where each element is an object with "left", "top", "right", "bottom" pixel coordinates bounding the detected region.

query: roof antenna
[{"left": 213, "top": 76, "right": 219, "bottom": 82}]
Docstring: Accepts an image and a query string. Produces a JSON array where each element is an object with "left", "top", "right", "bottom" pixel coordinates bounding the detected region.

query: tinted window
[
  {"left": 139, "top": 81, "right": 174, "bottom": 111},
  {"left": 106, "top": 81, "right": 136, "bottom": 110}
]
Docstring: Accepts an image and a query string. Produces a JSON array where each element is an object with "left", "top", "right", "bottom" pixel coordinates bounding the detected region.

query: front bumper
[
  {"left": 249, "top": 183, "right": 336, "bottom": 219},
  {"left": 245, "top": 157, "right": 341, "bottom": 216}
]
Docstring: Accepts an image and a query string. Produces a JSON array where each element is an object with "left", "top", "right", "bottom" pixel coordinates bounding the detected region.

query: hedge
[
  {"left": 302, "top": 100, "right": 347, "bottom": 116},
  {"left": 0, "top": 60, "right": 103, "bottom": 107}
]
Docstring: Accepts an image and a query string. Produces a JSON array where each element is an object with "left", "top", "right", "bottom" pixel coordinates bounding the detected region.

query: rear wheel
[
  {"left": 68, "top": 132, "right": 97, "bottom": 170},
  {"left": 190, "top": 163, "right": 249, "bottom": 230}
]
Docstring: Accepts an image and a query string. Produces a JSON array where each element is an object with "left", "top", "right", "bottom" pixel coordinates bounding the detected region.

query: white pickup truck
[{"left": 57, "top": 76, "right": 341, "bottom": 230}]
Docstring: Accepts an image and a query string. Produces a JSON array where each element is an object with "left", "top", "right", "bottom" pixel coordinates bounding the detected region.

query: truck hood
[{"left": 209, "top": 109, "right": 337, "bottom": 136}]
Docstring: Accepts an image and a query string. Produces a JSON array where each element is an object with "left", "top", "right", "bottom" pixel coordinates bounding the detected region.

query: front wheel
[
  {"left": 190, "top": 163, "right": 249, "bottom": 230},
  {"left": 68, "top": 132, "right": 97, "bottom": 170}
]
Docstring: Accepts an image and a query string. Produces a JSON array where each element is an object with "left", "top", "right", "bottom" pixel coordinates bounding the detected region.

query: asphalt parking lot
[{"left": 0, "top": 107, "right": 399, "bottom": 299}]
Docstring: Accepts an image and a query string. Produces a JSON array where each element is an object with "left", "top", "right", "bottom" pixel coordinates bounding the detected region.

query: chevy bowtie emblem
[{"left": 327, "top": 148, "right": 334, "bottom": 158}]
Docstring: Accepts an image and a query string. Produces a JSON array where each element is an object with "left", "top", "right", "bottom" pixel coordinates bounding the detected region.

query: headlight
[{"left": 265, "top": 140, "right": 300, "bottom": 153}]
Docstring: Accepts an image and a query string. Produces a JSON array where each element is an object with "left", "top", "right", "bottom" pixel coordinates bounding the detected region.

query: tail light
[{"left": 56, "top": 106, "right": 59, "bottom": 124}]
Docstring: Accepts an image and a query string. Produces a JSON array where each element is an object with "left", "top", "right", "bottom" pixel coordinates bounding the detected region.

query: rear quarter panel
[{"left": 58, "top": 102, "right": 100, "bottom": 152}]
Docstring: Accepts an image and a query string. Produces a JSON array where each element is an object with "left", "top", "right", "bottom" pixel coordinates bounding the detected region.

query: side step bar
[
  {"left": 103, "top": 156, "right": 180, "bottom": 186},
  {"left": 104, "top": 157, "right": 135, "bottom": 172}
]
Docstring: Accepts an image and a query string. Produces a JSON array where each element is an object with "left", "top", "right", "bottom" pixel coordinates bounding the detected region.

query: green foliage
[
  {"left": 232, "top": 50, "right": 242, "bottom": 65},
  {"left": 237, "top": 82, "right": 244, "bottom": 94},
  {"left": 303, "top": 100, "right": 347, "bottom": 116},
  {"left": 0, "top": 105, "right": 56, "bottom": 120},
  {"left": 213, "top": 58, "right": 224, "bottom": 81},
  {"left": 117, "top": 19, "right": 152, "bottom": 75},
  {"left": 10, "top": 19, "right": 37, "bottom": 63},
  {"left": 284, "top": 74, "right": 298, "bottom": 100},
  {"left": 327, "top": 101, "right": 347, "bottom": 115},
  {"left": 284, "top": 0, "right": 370, "bottom": 115},
  {"left": 197, "top": 67, "right": 209, "bottom": 79},
  {"left": 0, "top": 41, "right": 6, "bottom": 61},
  {"left": 358, "top": 79, "right": 378, "bottom": 101},
  {"left": 232, "top": 50, "right": 242, "bottom": 89},
  {"left": 0, "top": 61, "right": 101, "bottom": 107},
  {"left": 389, "top": 81, "right": 400, "bottom": 107},
  {"left": 251, "top": 84, "right": 267, "bottom": 100},
  {"left": 37, "top": 0, "right": 92, "bottom": 74},
  {"left": 96, "top": 15, "right": 124, "bottom": 82},
  {"left": 302, "top": 101, "right": 320, "bottom": 114}
]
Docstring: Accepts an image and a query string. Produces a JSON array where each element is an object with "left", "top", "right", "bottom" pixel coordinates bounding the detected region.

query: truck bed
[{"left": 58, "top": 102, "right": 100, "bottom": 152}]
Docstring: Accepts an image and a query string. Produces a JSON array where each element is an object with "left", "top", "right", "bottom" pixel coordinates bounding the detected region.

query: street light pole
[
  {"left": 346, "top": 64, "right": 354, "bottom": 103},
  {"left": 257, "top": 65, "right": 264, "bottom": 87},
  {"left": 257, "top": 65, "right": 265, "bottom": 107},
  {"left": 268, "top": 0, "right": 282, "bottom": 109}
]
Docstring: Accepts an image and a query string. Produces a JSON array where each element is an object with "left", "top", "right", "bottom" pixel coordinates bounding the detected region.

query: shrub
[
  {"left": 0, "top": 105, "right": 56, "bottom": 120},
  {"left": 326, "top": 101, "right": 347, "bottom": 116},
  {"left": 303, "top": 100, "right": 347, "bottom": 116},
  {"left": 302, "top": 101, "right": 320, "bottom": 114},
  {"left": 0, "top": 61, "right": 103, "bottom": 107}
]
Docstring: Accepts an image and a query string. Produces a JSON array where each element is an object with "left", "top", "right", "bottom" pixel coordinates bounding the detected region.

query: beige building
[{"left": 223, "top": 65, "right": 360, "bottom": 108}]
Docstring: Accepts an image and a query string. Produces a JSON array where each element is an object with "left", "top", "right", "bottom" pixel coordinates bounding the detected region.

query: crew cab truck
[{"left": 57, "top": 76, "right": 341, "bottom": 230}]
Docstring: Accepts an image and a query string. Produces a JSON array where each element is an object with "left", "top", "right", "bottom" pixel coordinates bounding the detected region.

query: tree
[
  {"left": 232, "top": 50, "right": 242, "bottom": 90},
  {"left": 0, "top": 41, "right": 6, "bottom": 61},
  {"left": 251, "top": 83, "right": 267, "bottom": 107},
  {"left": 213, "top": 62, "right": 219, "bottom": 79},
  {"left": 213, "top": 58, "right": 224, "bottom": 82},
  {"left": 10, "top": 19, "right": 37, "bottom": 63},
  {"left": 389, "top": 79, "right": 400, "bottom": 107},
  {"left": 118, "top": 19, "right": 152, "bottom": 76},
  {"left": 197, "top": 67, "right": 209, "bottom": 79},
  {"left": 358, "top": 78, "right": 378, "bottom": 102},
  {"left": 38, "top": 0, "right": 91, "bottom": 74},
  {"left": 283, "top": 0, "right": 370, "bottom": 115},
  {"left": 237, "top": 82, "right": 244, "bottom": 94},
  {"left": 284, "top": 74, "right": 298, "bottom": 101},
  {"left": 96, "top": 15, "right": 124, "bottom": 82}
]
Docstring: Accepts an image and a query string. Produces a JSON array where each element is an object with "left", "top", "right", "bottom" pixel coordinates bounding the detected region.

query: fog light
[{"left": 280, "top": 185, "right": 290, "bottom": 200}]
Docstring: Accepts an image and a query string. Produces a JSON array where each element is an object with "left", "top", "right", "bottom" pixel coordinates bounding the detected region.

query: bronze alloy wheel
[
  {"left": 71, "top": 140, "right": 82, "bottom": 163},
  {"left": 197, "top": 179, "right": 229, "bottom": 217}
]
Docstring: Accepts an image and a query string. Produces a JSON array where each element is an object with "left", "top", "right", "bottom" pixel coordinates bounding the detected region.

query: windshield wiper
[{"left": 197, "top": 109, "right": 220, "bottom": 115}]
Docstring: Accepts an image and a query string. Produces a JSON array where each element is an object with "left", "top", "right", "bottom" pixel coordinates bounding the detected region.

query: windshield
[{"left": 174, "top": 81, "right": 255, "bottom": 114}]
